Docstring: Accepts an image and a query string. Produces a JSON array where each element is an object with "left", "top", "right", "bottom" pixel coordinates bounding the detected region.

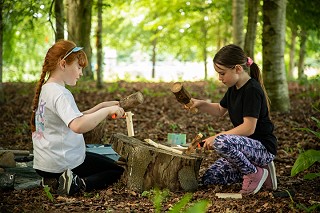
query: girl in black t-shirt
[{"left": 189, "top": 44, "right": 278, "bottom": 195}]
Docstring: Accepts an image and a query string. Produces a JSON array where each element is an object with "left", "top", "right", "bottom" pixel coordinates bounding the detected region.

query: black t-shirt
[{"left": 220, "top": 78, "right": 277, "bottom": 155}]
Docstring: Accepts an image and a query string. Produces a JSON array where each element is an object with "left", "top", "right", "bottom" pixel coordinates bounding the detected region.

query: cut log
[
  {"left": 109, "top": 133, "right": 203, "bottom": 192},
  {"left": 171, "top": 82, "right": 198, "bottom": 113},
  {"left": 0, "top": 150, "right": 30, "bottom": 156},
  {"left": 119, "top": 91, "right": 144, "bottom": 111}
]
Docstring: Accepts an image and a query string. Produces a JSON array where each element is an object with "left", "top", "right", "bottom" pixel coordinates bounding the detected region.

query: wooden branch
[
  {"left": 184, "top": 133, "right": 203, "bottom": 155},
  {"left": 171, "top": 82, "right": 198, "bottom": 113},
  {"left": 144, "top": 139, "right": 183, "bottom": 155}
]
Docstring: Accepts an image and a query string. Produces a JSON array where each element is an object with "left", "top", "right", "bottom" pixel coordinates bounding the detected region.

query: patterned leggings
[{"left": 201, "top": 134, "right": 275, "bottom": 185}]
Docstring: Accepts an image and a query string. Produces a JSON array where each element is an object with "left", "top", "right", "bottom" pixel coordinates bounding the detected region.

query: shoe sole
[
  {"left": 268, "top": 161, "right": 277, "bottom": 190},
  {"left": 252, "top": 168, "right": 268, "bottom": 195},
  {"left": 57, "top": 169, "right": 72, "bottom": 195}
]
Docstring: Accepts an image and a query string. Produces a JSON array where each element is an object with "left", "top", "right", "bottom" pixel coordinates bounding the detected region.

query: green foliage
[
  {"left": 142, "top": 188, "right": 209, "bottom": 213},
  {"left": 43, "top": 185, "right": 54, "bottom": 202},
  {"left": 2, "top": 0, "right": 54, "bottom": 82},
  {"left": 141, "top": 88, "right": 167, "bottom": 97},
  {"left": 291, "top": 149, "right": 320, "bottom": 178},
  {"left": 287, "top": 188, "right": 320, "bottom": 212},
  {"left": 169, "top": 123, "right": 179, "bottom": 131},
  {"left": 292, "top": 106, "right": 320, "bottom": 180},
  {"left": 106, "top": 82, "right": 127, "bottom": 93}
]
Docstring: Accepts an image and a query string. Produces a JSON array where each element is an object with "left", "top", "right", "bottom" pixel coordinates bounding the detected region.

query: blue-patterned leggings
[{"left": 201, "top": 134, "right": 275, "bottom": 185}]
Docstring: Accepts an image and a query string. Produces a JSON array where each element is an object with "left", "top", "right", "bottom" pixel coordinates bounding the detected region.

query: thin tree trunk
[
  {"left": 151, "top": 37, "right": 156, "bottom": 79},
  {"left": 55, "top": 0, "right": 64, "bottom": 41},
  {"left": 216, "top": 24, "right": 221, "bottom": 51},
  {"left": 298, "top": 30, "right": 307, "bottom": 79},
  {"left": 288, "top": 25, "right": 297, "bottom": 80},
  {"left": 66, "top": 0, "right": 93, "bottom": 79},
  {"left": 244, "top": 0, "right": 259, "bottom": 59},
  {"left": 232, "top": 0, "right": 245, "bottom": 48},
  {"left": 201, "top": 21, "right": 208, "bottom": 80},
  {"left": 0, "top": 0, "right": 4, "bottom": 104},
  {"left": 262, "top": 0, "right": 290, "bottom": 112},
  {"left": 96, "top": 0, "right": 103, "bottom": 88}
]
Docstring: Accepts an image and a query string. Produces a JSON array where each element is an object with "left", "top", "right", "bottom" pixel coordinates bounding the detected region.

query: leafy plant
[
  {"left": 43, "top": 185, "right": 54, "bottom": 202},
  {"left": 169, "top": 124, "right": 179, "bottom": 131},
  {"left": 296, "top": 116, "right": 320, "bottom": 139},
  {"left": 291, "top": 109, "right": 320, "bottom": 180},
  {"left": 291, "top": 149, "right": 320, "bottom": 179},
  {"left": 142, "top": 188, "right": 209, "bottom": 213}
]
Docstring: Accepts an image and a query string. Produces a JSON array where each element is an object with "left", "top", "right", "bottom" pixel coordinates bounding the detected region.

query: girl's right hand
[
  {"left": 108, "top": 106, "right": 125, "bottom": 119},
  {"left": 186, "top": 98, "right": 203, "bottom": 111}
]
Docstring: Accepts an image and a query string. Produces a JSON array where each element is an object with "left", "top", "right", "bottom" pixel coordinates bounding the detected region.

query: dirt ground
[{"left": 0, "top": 80, "right": 319, "bottom": 213}]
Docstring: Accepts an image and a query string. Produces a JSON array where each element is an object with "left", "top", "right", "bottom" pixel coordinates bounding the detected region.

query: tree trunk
[
  {"left": 232, "top": 0, "right": 245, "bottom": 48},
  {"left": 66, "top": 0, "right": 93, "bottom": 79},
  {"left": 109, "top": 133, "right": 203, "bottom": 192},
  {"left": 96, "top": 0, "right": 103, "bottom": 89},
  {"left": 55, "top": 0, "right": 64, "bottom": 41},
  {"left": 0, "top": 0, "right": 4, "bottom": 105},
  {"left": 298, "top": 30, "right": 307, "bottom": 79},
  {"left": 201, "top": 21, "right": 208, "bottom": 80},
  {"left": 244, "top": 0, "right": 259, "bottom": 59},
  {"left": 151, "top": 37, "right": 157, "bottom": 79},
  {"left": 262, "top": 0, "right": 290, "bottom": 112},
  {"left": 288, "top": 25, "right": 297, "bottom": 80}
]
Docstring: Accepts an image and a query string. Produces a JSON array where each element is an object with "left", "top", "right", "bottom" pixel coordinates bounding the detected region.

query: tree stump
[{"left": 109, "top": 133, "right": 203, "bottom": 192}]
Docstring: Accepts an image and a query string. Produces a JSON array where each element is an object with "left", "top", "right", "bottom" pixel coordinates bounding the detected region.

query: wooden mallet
[
  {"left": 171, "top": 82, "right": 198, "bottom": 113},
  {"left": 112, "top": 91, "right": 144, "bottom": 137}
]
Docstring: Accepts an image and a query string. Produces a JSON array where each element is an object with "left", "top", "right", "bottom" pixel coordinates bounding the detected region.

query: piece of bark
[{"left": 109, "top": 133, "right": 203, "bottom": 192}]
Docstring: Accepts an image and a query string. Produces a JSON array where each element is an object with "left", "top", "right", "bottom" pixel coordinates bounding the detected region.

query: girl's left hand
[
  {"left": 103, "top": 101, "right": 120, "bottom": 107},
  {"left": 203, "top": 135, "right": 216, "bottom": 150}
]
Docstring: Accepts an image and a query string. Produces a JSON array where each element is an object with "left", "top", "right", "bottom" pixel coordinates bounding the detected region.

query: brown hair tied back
[
  {"left": 213, "top": 44, "right": 271, "bottom": 112},
  {"left": 30, "top": 40, "right": 88, "bottom": 132}
]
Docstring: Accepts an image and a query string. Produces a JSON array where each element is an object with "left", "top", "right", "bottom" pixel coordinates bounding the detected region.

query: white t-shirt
[{"left": 32, "top": 82, "right": 85, "bottom": 173}]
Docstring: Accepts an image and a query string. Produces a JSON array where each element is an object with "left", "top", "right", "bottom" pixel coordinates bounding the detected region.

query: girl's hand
[
  {"left": 203, "top": 135, "right": 217, "bottom": 150},
  {"left": 108, "top": 106, "right": 125, "bottom": 119},
  {"left": 203, "top": 132, "right": 225, "bottom": 150},
  {"left": 103, "top": 101, "right": 120, "bottom": 107}
]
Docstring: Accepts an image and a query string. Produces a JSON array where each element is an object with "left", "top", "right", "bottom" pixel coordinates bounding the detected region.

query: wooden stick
[
  {"left": 215, "top": 193, "right": 242, "bottom": 199},
  {"left": 126, "top": 111, "right": 134, "bottom": 137},
  {"left": 144, "top": 139, "right": 183, "bottom": 155}
]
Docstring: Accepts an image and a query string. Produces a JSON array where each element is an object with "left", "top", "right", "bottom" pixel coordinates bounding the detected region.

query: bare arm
[
  {"left": 69, "top": 105, "right": 124, "bottom": 134},
  {"left": 203, "top": 117, "right": 257, "bottom": 150},
  {"left": 82, "top": 101, "right": 119, "bottom": 114},
  {"left": 190, "top": 98, "right": 227, "bottom": 117}
]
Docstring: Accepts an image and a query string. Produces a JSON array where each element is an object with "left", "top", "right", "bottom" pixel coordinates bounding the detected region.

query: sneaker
[
  {"left": 240, "top": 166, "right": 268, "bottom": 195},
  {"left": 57, "top": 169, "right": 85, "bottom": 195},
  {"left": 263, "top": 161, "right": 277, "bottom": 190}
]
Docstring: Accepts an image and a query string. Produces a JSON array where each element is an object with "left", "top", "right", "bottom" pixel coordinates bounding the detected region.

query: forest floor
[{"left": 0, "top": 80, "right": 319, "bottom": 213}]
